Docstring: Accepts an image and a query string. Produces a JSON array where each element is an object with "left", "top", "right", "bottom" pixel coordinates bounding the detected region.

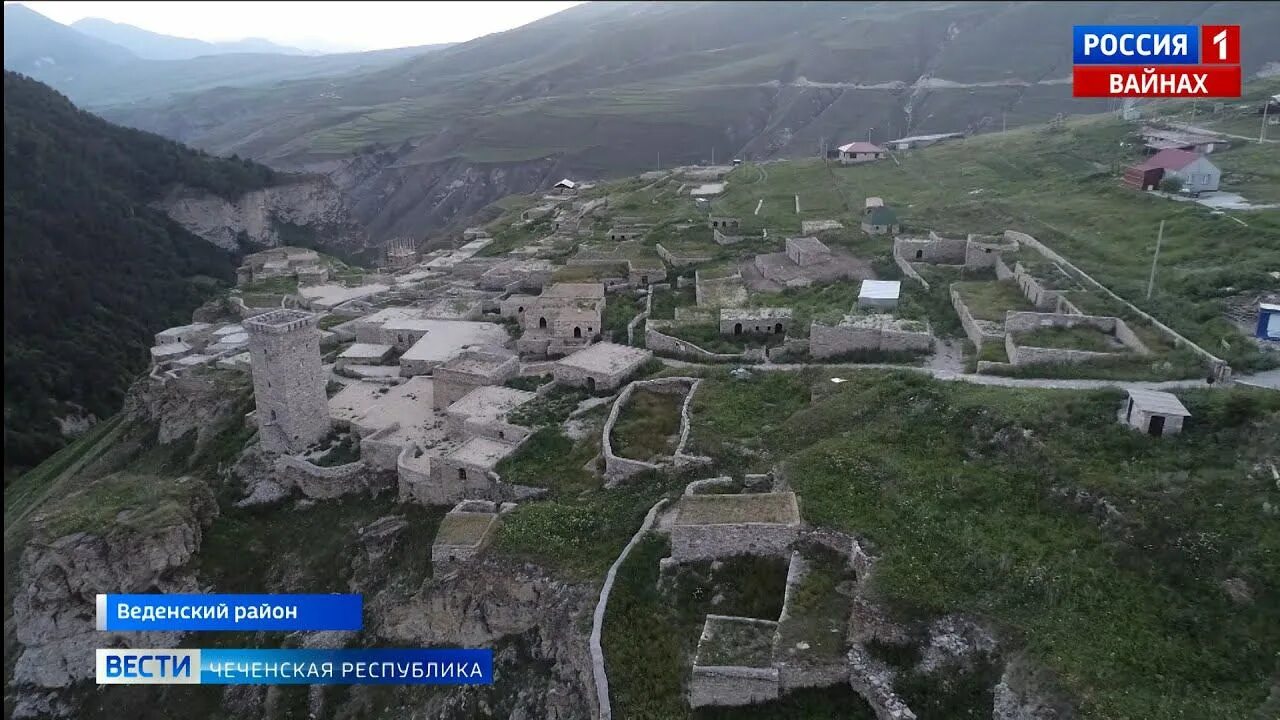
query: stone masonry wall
[
  {"left": 892, "top": 243, "right": 930, "bottom": 290},
  {"left": 1004, "top": 311, "right": 1150, "bottom": 354},
  {"left": 690, "top": 665, "right": 780, "bottom": 707},
  {"left": 808, "top": 322, "right": 933, "bottom": 359},
  {"left": 671, "top": 522, "right": 800, "bottom": 562},
  {"left": 893, "top": 235, "right": 966, "bottom": 265},
  {"left": 359, "top": 423, "right": 404, "bottom": 470},
  {"left": 1005, "top": 335, "right": 1117, "bottom": 368},
  {"left": 601, "top": 378, "right": 700, "bottom": 485},
  {"left": 274, "top": 455, "right": 368, "bottom": 499},
  {"left": 949, "top": 286, "right": 1004, "bottom": 350},
  {"left": 645, "top": 325, "right": 762, "bottom": 363}
]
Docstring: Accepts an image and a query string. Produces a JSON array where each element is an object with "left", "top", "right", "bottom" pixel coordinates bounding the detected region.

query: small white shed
[
  {"left": 858, "top": 280, "right": 901, "bottom": 309},
  {"left": 1122, "top": 389, "right": 1190, "bottom": 437}
]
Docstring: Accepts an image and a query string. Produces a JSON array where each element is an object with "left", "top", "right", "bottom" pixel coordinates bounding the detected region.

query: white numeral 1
[{"left": 1213, "top": 29, "right": 1228, "bottom": 60}]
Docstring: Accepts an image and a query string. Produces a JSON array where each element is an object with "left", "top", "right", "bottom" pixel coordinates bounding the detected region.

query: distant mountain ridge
[
  {"left": 1, "top": 4, "right": 451, "bottom": 108},
  {"left": 71, "top": 17, "right": 306, "bottom": 60},
  {"left": 97, "top": 1, "right": 1280, "bottom": 245}
]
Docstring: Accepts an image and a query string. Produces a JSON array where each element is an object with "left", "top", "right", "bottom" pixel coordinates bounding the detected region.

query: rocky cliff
[
  {"left": 158, "top": 176, "right": 371, "bottom": 258},
  {"left": 10, "top": 474, "right": 218, "bottom": 717},
  {"left": 314, "top": 149, "right": 565, "bottom": 246}
]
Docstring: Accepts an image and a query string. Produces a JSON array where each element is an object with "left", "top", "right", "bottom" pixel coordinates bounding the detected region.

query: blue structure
[{"left": 1258, "top": 302, "right": 1280, "bottom": 341}]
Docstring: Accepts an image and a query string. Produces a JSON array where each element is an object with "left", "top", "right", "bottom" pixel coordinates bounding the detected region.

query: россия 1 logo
[{"left": 1072, "top": 24, "right": 1241, "bottom": 98}]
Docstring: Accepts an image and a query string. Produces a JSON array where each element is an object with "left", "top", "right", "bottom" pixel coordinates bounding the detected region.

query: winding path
[{"left": 590, "top": 498, "right": 669, "bottom": 720}]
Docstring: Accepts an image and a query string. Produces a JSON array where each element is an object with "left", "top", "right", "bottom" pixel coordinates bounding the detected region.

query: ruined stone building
[
  {"left": 515, "top": 282, "right": 606, "bottom": 356},
  {"left": 245, "top": 309, "right": 331, "bottom": 453}
]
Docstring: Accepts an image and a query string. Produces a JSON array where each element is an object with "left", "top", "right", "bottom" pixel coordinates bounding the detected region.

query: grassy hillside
[
  {"left": 2, "top": 72, "right": 278, "bottom": 473},
  {"left": 104, "top": 2, "right": 1280, "bottom": 169},
  {"left": 707, "top": 97, "right": 1276, "bottom": 371}
]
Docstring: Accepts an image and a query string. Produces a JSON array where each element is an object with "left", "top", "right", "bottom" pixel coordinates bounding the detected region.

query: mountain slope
[
  {"left": 71, "top": 17, "right": 305, "bottom": 60},
  {"left": 99, "top": 1, "right": 1280, "bottom": 244},
  {"left": 1, "top": 4, "right": 449, "bottom": 109},
  {"left": 2, "top": 72, "right": 279, "bottom": 472},
  {"left": 2, "top": 4, "right": 136, "bottom": 81}
]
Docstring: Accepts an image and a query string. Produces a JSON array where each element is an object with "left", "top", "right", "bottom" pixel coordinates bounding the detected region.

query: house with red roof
[
  {"left": 836, "top": 141, "right": 888, "bottom": 165},
  {"left": 1123, "top": 149, "right": 1220, "bottom": 194}
]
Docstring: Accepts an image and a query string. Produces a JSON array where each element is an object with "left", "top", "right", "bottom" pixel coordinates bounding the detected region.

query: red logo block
[{"left": 1200, "top": 25, "right": 1240, "bottom": 64}]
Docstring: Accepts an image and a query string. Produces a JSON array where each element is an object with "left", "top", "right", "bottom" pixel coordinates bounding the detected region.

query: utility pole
[
  {"left": 1002, "top": 111, "right": 1007, "bottom": 134},
  {"left": 656, "top": 150, "right": 660, "bottom": 170},
  {"left": 1262, "top": 101, "right": 1271, "bottom": 144},
  {"left": 1146, "top": 219, "right": 1164, "bottom": 300},
  {"left": 711, "top": 146, "right": 715, "bottom": 166}
]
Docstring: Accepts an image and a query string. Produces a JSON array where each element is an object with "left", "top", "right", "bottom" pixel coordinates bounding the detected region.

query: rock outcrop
[
  {"left": 374, "top": 558, "right": 596, "bottom": 720},
  {"left": 158, "top": 176, "right": 369, "bottom": 256},
  {"left": 10, "top": 475, "right": 217, "bottom": 716}
]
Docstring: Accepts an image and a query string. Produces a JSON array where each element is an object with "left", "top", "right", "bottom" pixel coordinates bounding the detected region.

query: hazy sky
[{"left": 21, "top": 1, "right": 583, "bottom": 52}]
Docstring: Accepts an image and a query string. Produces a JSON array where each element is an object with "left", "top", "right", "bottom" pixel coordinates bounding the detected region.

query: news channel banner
[
  {"left": 96, "top": 594, "right": 492, "bottom": 685},
  {"left": 1072, "top": 24, "right": 1242, "bottom": 98}
]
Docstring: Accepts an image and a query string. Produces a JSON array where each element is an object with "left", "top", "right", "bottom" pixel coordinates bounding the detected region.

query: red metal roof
[
  {"left": 837, "top": 142, "right": 886, "bottom": 154},
  {"left": 1134, "top": 149, "right": 1201, "bottom": 172}
]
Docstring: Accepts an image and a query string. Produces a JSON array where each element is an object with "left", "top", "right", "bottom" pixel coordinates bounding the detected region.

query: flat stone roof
[
  {"left": 212, "top": 324, "right": 245, "bottom": 336},
  {"left": 328, "top": 377, "right": 445, "bottom": 448},
  {"left": 433, "top": 512, "right": 498, "bottom": 547},
  {"left": 158, "top": 322, "right": 212, "bottom": 337},
  {"left": 674, "top": 492, "right": 801, "bottom": 526},
  {"left": 150, "top": 342, "right": 192, "bottom": 358},
  {"left": 446, "top": 436, "right": 518, "bottom": 469},
  {"left": 721, "top": 307, "right": 793, "bottom": 321},
  {"left": 859, "top": 279, "right": 902, "bottom": 300},
  {"left": 299, "top": 283, "right": 391, "bottom": 309},
  {"left": 1127, "top": 389, "right": 1191, "bottom": 416},
  {"left": 542, "top": 282, "right": 605, "bottom": 299},
  {"left": 448, "top": 386, "right": 536, "bottom": 423},
  {"left": 400, "top": 321, "right": 510, "bottom": 364},
  {"left": 557, "top": 342, "right": 652, "bottom": 375},
  {"left": 339, "top": 343, "right": 393, "bottom": 360},
  {"left": 786, "top": 236, "right": 829, "bottom": 253},
  {"left": 439, "top": 349, "right": 517, "bottom": 377},
  {"left": 837, "top": 313, "right": 926, "bottom": 332}
]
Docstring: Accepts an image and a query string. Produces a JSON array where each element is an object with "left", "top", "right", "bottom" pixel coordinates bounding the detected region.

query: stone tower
[{"left": 244, "top": 309, "right": 331, "bottom": 453}]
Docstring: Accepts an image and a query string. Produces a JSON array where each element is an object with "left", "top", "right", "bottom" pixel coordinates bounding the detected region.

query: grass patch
[
  {"left": 695, "top": 617, "right": 776, "bottom": 667},
  {"left": 506, "top": 386, "right": 590, "bottom": 427},
  {"left": 687, "top": 369, "right": 813, "bottom": 471},
  {"left": 1014, "top": 324, "right": 1120, "bottom": 353},
  {"left": 611, "top": 389, "right": 684, "bottom": 461},
  {"left": 504, "top": 374, "right": 552, "bottom": 392},
  {"left": 433, "top": 512, "right": 495, "bottom": 546},
  {"left": 651, "top": 284, "right": 697, "bottom": 320},
  {"left": 676, "top": 493, "right": 798, "bottom": 525},
  {"left": 604, "top": 295, "right": 643, "bottom": 341},
  {"left": 952, "top": 280, "right": 1035, "bottom": 322},
  {"left": 775, "top": 371, "right": 1280, "bottom": 718},
  {"left": 775, "top": 545, "right": 854, "bottom": 665},
  {"left": 495, "top": 427, "right": 599, "bottom": 493},
  {"left": 34, "top": 472, "right": 207, "bottom": 539}
]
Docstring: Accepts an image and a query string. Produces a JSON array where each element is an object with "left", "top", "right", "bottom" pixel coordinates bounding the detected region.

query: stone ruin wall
[
  {"left": 690, "top": 664, "right": 780, "bottom": 708},
  {"left": 601, "top": 377, "right": 700, "bottom": 485},
  {"left": 808, "top": 321, "right": 933, "bottom": 359},
  {"left": 358, "top": 423, "right": 405, "bottom": 470},
  {"left": 274, "top": 455, "right": 373, "bottom": 500},
  {"left": 1003, "top": 311, "right": 1151, "bottom": 368},
  {"left": 671, "top": 521, "right": 800, "bottom": 563},
  {"left": 949, "top": 286, "right": 1005, "bottom": 350},
  {"left": 645, "top": 324, "right": 761, "bottom": 363}
]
